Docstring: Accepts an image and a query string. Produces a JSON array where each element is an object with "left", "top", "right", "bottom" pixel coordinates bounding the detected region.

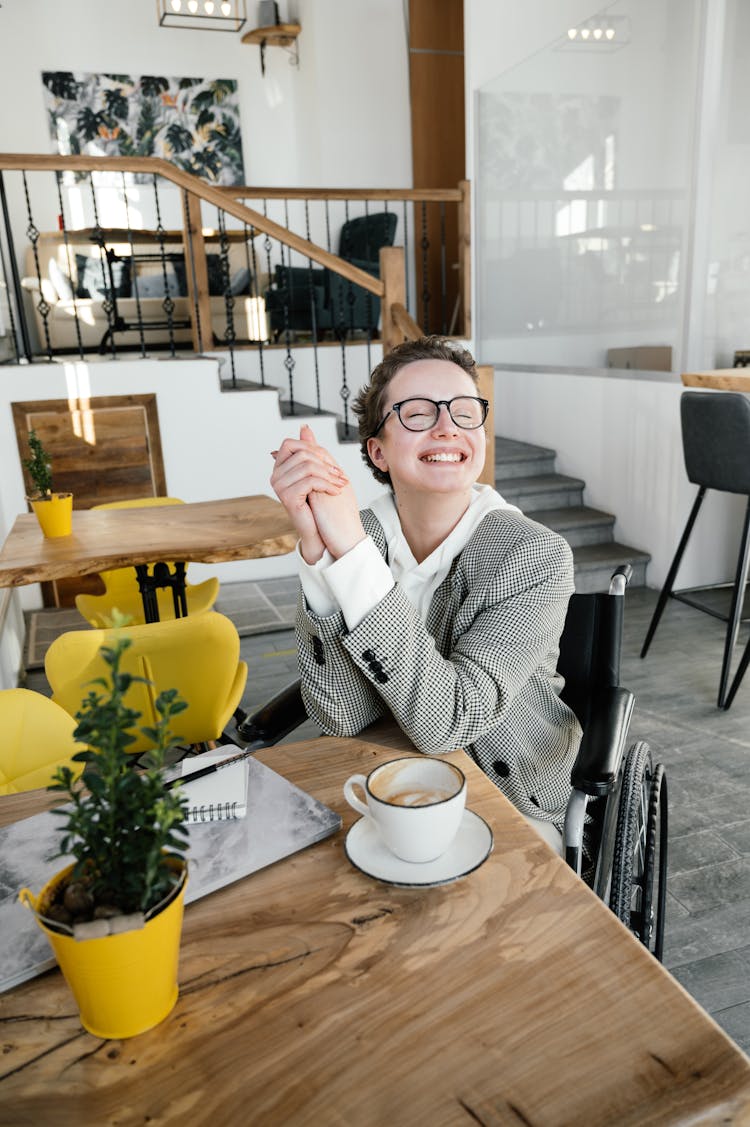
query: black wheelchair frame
[{"left": 236, "top": 566, "right": 669, "bottom": 961}]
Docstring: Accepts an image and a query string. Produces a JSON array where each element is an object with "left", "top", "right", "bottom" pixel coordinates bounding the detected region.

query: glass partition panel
[{"left": 476, "top": 0, "right": 701, "bottom": 371}]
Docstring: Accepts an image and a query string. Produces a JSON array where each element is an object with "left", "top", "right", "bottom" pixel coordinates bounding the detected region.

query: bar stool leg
[
  {"left": 717, "top": 498, "right": 750, "bottom": 708},
  {"left": 641, "top": 487, "right": 706, "bottom": 659}
]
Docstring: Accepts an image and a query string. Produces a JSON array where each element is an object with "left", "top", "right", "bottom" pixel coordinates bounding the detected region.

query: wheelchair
[{"left": 235, "top": 565, "right": 669, "bottom": 961}]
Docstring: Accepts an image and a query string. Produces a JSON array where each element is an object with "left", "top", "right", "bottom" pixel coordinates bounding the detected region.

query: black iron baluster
[
  {"left": 0, "top": 225, "right": 22, "bottom": 363},
  {"left": 218, "top": 208, "right": 237, "bottom": 386},
  {"left": 55, "top": 172, "right": 85, "bottom": 358},
  {"left": 153, "top": 173, "right": 177, "bottom": 358},
  {"left": 122, "top": 173, "right": 147, "bottom": 357},
  {"left": 420, "top": 200, "right": 430, "bottom": 334},
  {"left": 8, "top": 172, "right": 36, "bottom": 361},
  {"left": 324, "top": 200, "right": 332, "bottom": 253},
  {"left": 246, "top": 221, "right": 265, "bottom": 385},
  {"left": 88, "top": 173, "right": 116, "bottom": 358},
  {"left": 336, "top": 201, "right": 351, "bottom": 434},
  {"left": 343, "top": 199, "right": 356, "bottom": 342},
  {"left": 363, "top": 198, "right": 373, "bottom": 371},
  {"left": 439, "top": 201, "right": 447, "bottom": 335},
  {"left": 281, "top": 198, "right": 296, "bottom": 412},
  {"left": 304, "top": 199, "right": 321, "bottom": 412}
]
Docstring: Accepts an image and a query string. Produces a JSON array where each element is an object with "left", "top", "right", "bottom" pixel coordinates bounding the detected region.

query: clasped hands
[{"left": 271, "top": 424, "right": 366, "bottom": 565}]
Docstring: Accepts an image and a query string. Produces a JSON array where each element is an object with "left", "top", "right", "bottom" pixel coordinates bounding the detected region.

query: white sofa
[{"left": 21, "top": 232, "right": 269, "bottom": 353}]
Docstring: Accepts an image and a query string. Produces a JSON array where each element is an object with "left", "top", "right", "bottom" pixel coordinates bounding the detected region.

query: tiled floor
[{"left": 19, "top": 580, "right": 750, "bottom": 1055}]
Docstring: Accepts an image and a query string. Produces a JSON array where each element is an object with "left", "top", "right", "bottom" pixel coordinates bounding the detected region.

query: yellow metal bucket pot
[
  {"left": 20, "top": 861, "right": 187, "bottom": 1039},
  {"left": 30, "top": 492, "right": 73, "bottom": 538}
]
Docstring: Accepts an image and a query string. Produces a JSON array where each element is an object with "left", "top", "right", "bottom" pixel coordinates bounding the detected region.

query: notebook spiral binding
[{"left": 187, "top": 802, "right": 241, "bottom": 823}]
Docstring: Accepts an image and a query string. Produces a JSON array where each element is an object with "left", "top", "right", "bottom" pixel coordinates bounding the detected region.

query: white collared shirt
[{"left": 298, "top": 483, "right": 519, "bottom": 630}]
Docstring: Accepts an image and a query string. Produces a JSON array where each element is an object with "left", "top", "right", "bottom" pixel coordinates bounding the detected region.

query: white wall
[{"left": 0, "top": 0, "right": 411, "bottom": 189}]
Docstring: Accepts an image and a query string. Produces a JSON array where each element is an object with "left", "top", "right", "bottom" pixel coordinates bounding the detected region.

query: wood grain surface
[
  {"left": 1, "top": 727, "right": 749, "bottom": 1126},
  {"left": 0, "top": 495, "right": 296, "bottom": 588},
  {"left": 682, "top": 370, "right": 750, "bottom": 391}
]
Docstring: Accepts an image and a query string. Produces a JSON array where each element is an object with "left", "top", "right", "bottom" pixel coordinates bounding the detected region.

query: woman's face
[{"left": 366, "top": 359, "right": 486, "bottom": 500}]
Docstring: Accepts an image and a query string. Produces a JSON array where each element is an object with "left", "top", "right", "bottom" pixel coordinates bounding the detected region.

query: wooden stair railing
[
  {"left": 0, "top": 156, "right": 470, "bottom": 357},
  {"left": 0, "top": 155, "right": 384, "bottom": 355}
]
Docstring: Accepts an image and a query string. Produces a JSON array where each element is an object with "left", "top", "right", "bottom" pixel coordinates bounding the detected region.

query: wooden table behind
[
  {"left": 0, "top": 495, "right": 297, "bottom": 589},
  {"left": 1, "top": 730, "right": 749, "bottom": 1126},
  {"left": 682, "top": 369, "right": 750, "bottom": 392}
]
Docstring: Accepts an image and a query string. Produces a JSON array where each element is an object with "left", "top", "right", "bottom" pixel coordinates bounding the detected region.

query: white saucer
[{"left": 344, "top": 809, "right": 493, "bottom": 887}]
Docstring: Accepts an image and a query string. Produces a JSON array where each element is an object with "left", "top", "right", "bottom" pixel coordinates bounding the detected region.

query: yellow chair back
[
  {"left": 45, "top": 612, "right": 247, "bottom": 755},
  {"left": 0, "top": 688, "right": 82, "bottom": 794}
]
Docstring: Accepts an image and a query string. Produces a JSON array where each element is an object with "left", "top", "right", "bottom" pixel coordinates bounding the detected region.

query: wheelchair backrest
[{"left": 557, "top": 591, "right": 624, "bottom": 729}]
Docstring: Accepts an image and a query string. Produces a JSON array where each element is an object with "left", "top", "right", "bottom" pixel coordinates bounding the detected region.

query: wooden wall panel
[
  {"left": 409, "top": 0, "right": 465, "bottom": 335},
  {"left": 12, "top": 394, "right": 167, "bottom": 607}
]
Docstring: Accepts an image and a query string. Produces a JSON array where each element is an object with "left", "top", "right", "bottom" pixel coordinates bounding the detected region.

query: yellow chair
[
  {"left": 0, "top": 688, "right": 83, "bottom": 794},
  {"left": 45, "top": 613, "right": 248, "bottom": 756},
  {"left": 74, "top": 497, "right": 220, "bottom": 627}
]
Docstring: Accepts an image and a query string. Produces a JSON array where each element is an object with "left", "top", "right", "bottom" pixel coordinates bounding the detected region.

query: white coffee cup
[{"left": 343, "top": 756, "right": 467, "bottom": 863}]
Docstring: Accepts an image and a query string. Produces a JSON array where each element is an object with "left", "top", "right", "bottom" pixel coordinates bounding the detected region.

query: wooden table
[
  {"left": 0, "top": 495, "right": 296, "bottom": 620},
  {"left": 1, "top": 727, "right": 749, "bottom": 1125},
  {"left": 682, "top": 369, "right": 750, "bottom": 391}
]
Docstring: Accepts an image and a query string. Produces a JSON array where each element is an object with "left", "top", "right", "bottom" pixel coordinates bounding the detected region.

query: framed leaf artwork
[{"left": 41, "top": 71, "right": 245, "bottom": 185}]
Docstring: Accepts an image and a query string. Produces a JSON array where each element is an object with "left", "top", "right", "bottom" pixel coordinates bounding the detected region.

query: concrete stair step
[
  {"left": 496, "top": 472, "right": 586, "bottom": 512},
  {"left": 531, "top": 506, "right": 616, "bottom": 547},
  {"left": 494, "top": 436, "right": 557, "bottom": 479},
  {"left": 571, "top": 542, "right": 651, "bottom": 593}
]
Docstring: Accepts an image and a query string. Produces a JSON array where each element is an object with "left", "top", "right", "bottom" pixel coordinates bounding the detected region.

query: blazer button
[
  {"left": 375, "top": 671, "right": 388, "bottom": 683},
  {"left": 362, "top": 649, "right": 376, "bottom": 662}
]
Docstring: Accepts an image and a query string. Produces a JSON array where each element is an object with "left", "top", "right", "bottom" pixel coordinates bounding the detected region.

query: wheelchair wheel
[{"left": 608, "top": 741, "right": 668, "bottom": 960}]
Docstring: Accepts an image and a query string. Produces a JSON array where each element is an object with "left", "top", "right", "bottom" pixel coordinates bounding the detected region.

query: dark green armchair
[{"left": 265, "top": 212, "right": 397, "bottom": 340}]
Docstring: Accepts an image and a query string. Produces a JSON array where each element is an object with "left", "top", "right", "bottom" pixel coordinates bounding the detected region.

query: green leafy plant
[
  {"left": 48, "top": 623, "right": 189, "bottom": 924},
  {"left": 23, "top": 429, "right": 53, "bottom": 499}
]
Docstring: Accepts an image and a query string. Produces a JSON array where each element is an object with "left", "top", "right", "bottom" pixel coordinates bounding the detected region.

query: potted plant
[
  {"left": 20, "top": 625, "right": 191, "bottom": 1039},
  {"left": 23, "top": 427, "right": 73, "bottom": 537}
]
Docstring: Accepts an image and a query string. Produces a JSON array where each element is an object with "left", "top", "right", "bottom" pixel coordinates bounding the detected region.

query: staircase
[{"left": 494, "top": 437, "right": 650, "bottom": 593}]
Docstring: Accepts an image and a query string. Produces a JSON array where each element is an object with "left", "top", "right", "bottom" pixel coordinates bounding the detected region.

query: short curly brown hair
[{"left": 352, "top": 336, "right": 479, "bottom": 486}]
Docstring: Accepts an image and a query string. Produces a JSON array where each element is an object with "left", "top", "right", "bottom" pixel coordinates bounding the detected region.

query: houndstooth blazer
[{"left": 296, "top": 507, "right": 583, "bottom": 828}]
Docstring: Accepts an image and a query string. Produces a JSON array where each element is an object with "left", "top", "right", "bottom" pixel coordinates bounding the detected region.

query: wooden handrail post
[
  {"left": 457, "top": 179, "right": 471, "bottom": 340},
  {"left": 181, "top": 190, "right": 212, "bottom": 353},
  {"left": 475, "top": 363, "right": 495, "bottom": 487},
  {"left": 380, "top": 246, "right": 407, "bottom": 354}
]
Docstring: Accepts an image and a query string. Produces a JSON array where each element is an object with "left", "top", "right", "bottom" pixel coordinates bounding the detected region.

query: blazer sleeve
[
  {"left": 296, "top": 590, "right": 388, "bottom": 737},
  {"left": 336, "top": 525, "right": 573, "bottom": 754}
]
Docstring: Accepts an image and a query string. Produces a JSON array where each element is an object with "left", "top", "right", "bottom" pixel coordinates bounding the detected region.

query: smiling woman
[{"left": 270, "top": 336, "right": 582, "bottom": 853}]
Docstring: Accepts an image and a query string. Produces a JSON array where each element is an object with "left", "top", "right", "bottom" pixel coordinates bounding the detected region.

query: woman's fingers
[{"left": 271, "top": 431, "right": 347, "bottom": 478}]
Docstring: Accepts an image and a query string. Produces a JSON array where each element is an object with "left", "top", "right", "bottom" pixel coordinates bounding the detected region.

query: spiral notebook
[
  {"left": 0, "top": 755, "right": 342, "bottom": 993},
  {"left": 181, "top": 750, "right": 248, "bottom": 823}
]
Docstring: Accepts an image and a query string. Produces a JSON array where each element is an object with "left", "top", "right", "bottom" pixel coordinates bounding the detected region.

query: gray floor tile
[
  {"left": 712, "top": 1002, "right": 750, "bottom": 1055},
  {"left": 668, "top": 830, "right": 741, "bottom": 875},
  {"left": 670, "top": 948, "right": 750, "bottom": 1013},
  {"left": 719, "top": 823, "right": 750, "bottom": 855},
  {"left": 668, "top": 859, "right": 750, "bottom": 914}
]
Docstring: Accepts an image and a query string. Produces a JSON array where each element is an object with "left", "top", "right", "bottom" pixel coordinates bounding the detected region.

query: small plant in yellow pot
[
  {"left": 23, "top": 427, "right": 73, "bottom": 537},
  {"left": 20, "top": 624, "right": 190, "bottom": 1039}
]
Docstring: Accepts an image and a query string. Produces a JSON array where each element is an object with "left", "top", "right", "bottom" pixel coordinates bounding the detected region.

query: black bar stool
[{"left": 641, "top": 390, "right": 750, "bottom": 709}]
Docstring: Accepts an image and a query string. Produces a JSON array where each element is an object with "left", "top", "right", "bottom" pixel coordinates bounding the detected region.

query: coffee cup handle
[{"left": 343, "top": 773, "right": 369, "bottom": 818}]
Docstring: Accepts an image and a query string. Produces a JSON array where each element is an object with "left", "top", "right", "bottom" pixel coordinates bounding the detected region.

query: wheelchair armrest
[
  {"left": 570, "top": 686, "right": 634, "bottom": 796},
  {"left": 236, "top": 678, "right": 307, "bottom": 746}
]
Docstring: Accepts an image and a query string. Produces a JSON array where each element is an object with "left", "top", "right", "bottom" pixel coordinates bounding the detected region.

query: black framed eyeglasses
[{"left": 371, "top": 396, "right": 490, "bottom": 437}]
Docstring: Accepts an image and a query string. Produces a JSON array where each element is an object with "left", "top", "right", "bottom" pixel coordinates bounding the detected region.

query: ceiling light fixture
[
  {"left": 556, "top": 14, "right": 629, "bottom": 52},
  {"left": 157, "top": 0, "right": 246, "bottom": 32}
]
